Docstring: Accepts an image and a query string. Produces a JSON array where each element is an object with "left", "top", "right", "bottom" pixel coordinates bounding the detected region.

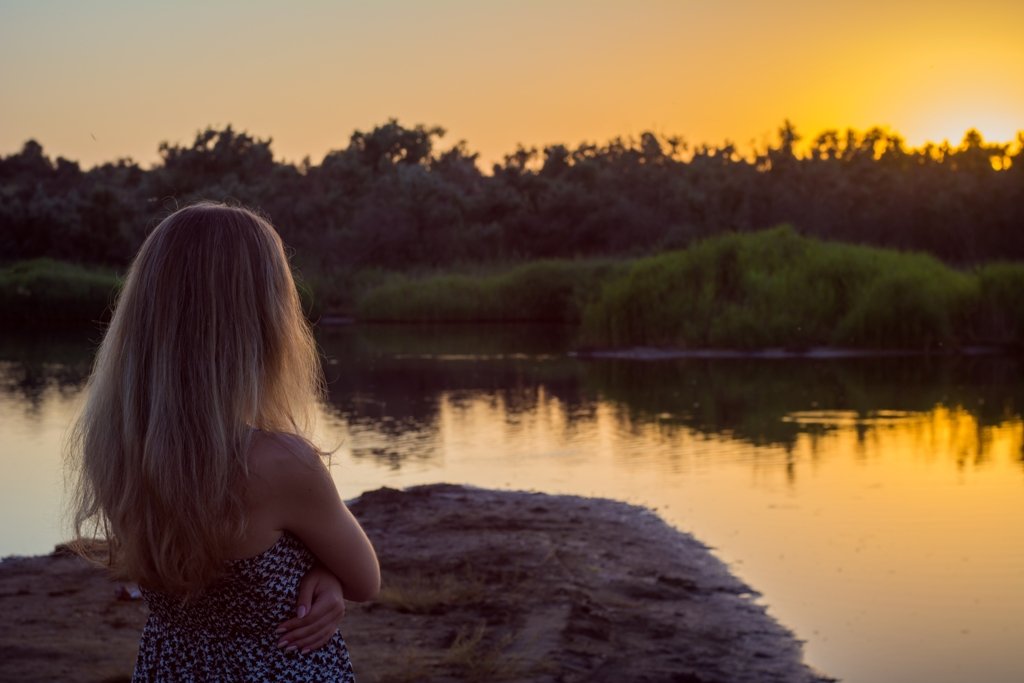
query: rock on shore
[{"left": 0, "top": 484, "right": 832, "bottom": 682}]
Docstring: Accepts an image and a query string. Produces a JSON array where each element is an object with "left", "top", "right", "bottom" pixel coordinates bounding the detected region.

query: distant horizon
[
  {"left": 7, "top": 119, "right": 1023, "bottom": 173},
  {"left": 3, "top": 0, "right": 1023, "bottom": 171}
]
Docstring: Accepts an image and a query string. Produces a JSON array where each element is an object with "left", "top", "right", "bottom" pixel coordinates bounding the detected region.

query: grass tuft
[
  {"left": 443, "top": 622, "right": 522, "bottom": 683},
  {"left": 375, "top": 570, "right": 487, "bottom": 615}
]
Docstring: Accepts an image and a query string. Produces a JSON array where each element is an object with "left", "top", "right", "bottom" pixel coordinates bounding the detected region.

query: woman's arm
[{"left": 258, "top": 434, "right": 381, "bottom": 602}]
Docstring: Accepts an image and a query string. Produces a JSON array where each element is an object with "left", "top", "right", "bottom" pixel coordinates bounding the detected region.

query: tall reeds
[{"left": 580, "top": 226, "right": 1019, "bottom": 349}]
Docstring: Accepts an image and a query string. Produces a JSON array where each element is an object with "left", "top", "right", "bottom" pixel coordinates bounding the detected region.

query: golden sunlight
[{"left": 916, "top": 110, "right": 1022, "bottom": 147}]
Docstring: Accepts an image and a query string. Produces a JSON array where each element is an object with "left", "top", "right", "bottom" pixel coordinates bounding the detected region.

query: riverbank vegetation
[
  {"left": 580, "top": 226, "right": 999, "bottom": 349},
  {"left": 6, "top": 228, "right": 1023, "bottom": 349},
  {"left": 3, "top": 120, "right": 1022, "bottom": 347},
  {"left": 0, "top": 259, "right": 119, "bottom": 326},
  {"left": 356, "top": 227, "right": 1024, "bottom": 349},
  {"left": 354, "top": 260, "right": 624, "bottom": 323}
]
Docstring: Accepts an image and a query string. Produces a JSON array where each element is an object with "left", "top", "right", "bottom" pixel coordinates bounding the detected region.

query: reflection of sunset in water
[
  {"left": 2, "top": 348, "right": 1023, "bottom": 683},
  {"left": 318, "top": 394, "right": 1024, "bottom": 683}
]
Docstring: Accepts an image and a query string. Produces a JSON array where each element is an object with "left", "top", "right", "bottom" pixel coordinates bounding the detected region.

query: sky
[{"left": 1, "top": 0, "right": 1023, "bottom": 169}]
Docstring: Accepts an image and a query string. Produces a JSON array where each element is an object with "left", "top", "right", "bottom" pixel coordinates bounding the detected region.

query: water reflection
[
  {"left": 586, "top": 355, "right": 1023, "bottom": 450},
  {"left": 1, "top": 324, "right": 1023, "bottom": 683},
  {"left": 311, "top": 325, "right": 1023, "bottom": 470},
  {"left": 317, "top": 325, "right": 594, "bottom": 469},
  {"left": 0, "top": 328, "right": 96, "bottom": 413},
  {"left": 3, "top": 324, "right": 1022, "bottom": 470}
]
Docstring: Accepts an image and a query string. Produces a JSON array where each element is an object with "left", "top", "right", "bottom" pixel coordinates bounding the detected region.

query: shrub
[
  {"left": 581, "top": 226, "right": 1001, "bottom": 349},
  {"left": 0, "top": 259, "right": 121, "bottom": 325},
  {"left": 355, "top": 260, "right": 623, "bottom": 323}
]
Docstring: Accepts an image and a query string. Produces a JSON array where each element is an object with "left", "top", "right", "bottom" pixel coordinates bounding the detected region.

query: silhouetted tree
[{"left": 1, "top": 121, "right": 1022, "bottom": 271}]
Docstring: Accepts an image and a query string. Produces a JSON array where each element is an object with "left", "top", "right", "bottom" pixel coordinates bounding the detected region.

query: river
[{"left": 1, "top": 323, "right": 1022, "bottom": 683}]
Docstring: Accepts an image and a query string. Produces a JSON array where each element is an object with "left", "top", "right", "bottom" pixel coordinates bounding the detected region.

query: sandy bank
[{"left": 0, "top": 484, "right": 832, "bottom": 682}]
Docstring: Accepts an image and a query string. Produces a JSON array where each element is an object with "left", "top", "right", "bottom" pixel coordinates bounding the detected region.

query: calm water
[{"left": 2, "top": 324, "right": 1022, "bottom": 683}]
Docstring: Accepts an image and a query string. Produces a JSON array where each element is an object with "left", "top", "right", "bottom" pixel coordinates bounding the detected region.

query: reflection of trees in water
[
  {"left": 316, "top": 324, "right": 596, "bottom": 467},
  {"left": 4, "top": 325, "right": 1021, "bottom": 470},
  {"left": 296, "top": 325, "right": 1024, "bottom": 472},
  {"left": 0, "top": 329, "right": 96, "bottom": 413},
  {"left": 586, "top": 355, "right": 1024, "bottom": 466},
  {"left": 0, "top": 361, "right": 88, "bottom": 414},
  {"left": 346, "top": 416, "right": 438, "bottom": 470},
  {"left": 319, "top": 349, "right": 595, "bottom": 467}
]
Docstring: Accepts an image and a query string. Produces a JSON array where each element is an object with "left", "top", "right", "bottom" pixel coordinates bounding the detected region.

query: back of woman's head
[{"left": 68, "top": 201, "right": 324, "bottom": 595}]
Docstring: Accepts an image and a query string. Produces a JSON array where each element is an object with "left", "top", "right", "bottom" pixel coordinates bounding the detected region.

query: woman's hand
[{"left": 276, "top": 563, "right": 346, "bottom": 654}]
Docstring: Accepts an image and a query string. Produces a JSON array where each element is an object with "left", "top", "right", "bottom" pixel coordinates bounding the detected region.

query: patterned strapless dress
[{"left": 132, "top": 532, "right": 355, "bottom": 682}]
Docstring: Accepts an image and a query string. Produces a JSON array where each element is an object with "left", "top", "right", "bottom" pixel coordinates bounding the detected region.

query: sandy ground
[{"left": 0, "top": 485, "right": 833, "bottom": 682}]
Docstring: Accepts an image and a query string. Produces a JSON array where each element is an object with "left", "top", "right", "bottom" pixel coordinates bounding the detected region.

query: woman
[{"left": 67, "top": 202, "right": 380, "bottom": 681}]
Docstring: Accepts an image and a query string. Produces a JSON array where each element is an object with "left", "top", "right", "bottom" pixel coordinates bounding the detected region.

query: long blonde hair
[{"left": 67, "top": 202, "right": 325, "bottom": 595}]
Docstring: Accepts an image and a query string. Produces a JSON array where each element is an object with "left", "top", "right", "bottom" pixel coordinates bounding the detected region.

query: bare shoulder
[
  {"left": 245, "top": 432, "right": 330, "bottom": 513},
  {"left": 248, "top": 431, "right": 325, "bottom": 481},
  {"left": 247, "top": 431, "right": 381, "bottom": 601}
]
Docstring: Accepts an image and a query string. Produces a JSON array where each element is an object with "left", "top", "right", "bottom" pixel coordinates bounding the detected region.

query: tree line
[{"left": 1, "top": 120, "right": 1022, "bottom": 271}]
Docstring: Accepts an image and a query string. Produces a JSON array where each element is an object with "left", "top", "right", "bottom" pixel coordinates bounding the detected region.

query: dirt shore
[{"left": 0, "top": 485, "right": 833, "bottom": 682}]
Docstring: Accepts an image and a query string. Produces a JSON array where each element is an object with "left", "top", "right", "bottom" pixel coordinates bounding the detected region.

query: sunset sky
[{"left": 2, "top": 0, "right": 1022, "bottom": 169}]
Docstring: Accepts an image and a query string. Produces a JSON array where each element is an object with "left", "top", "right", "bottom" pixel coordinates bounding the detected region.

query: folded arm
[
  {"left": 277, "top": 563, "right": 347, "bottom": 653},
  {"left": 255, "top": 433, "right": 381, "bottom": 602}
]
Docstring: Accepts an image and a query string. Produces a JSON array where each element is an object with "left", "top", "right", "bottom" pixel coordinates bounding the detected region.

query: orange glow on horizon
[{"left": 0, "top": 1, "right": 1021, "bottom": 169}]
